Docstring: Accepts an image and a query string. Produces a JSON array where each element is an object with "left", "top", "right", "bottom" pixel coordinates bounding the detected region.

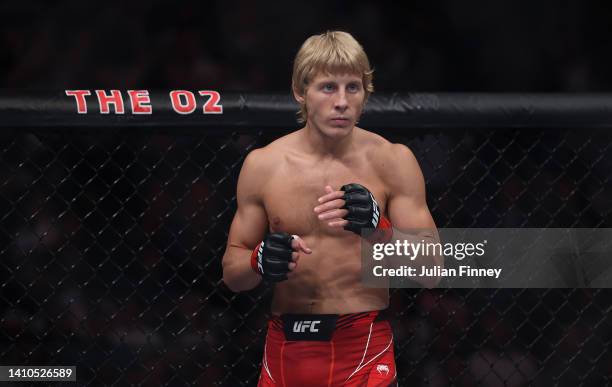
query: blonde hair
[{"left": 292, "top": 31, "right": 374, "bottom": 123}]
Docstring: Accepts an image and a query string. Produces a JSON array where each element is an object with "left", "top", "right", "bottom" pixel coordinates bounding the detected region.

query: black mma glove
[
  {"left": 250, "top": 232, "right": 294, "bottom": 282},
  {"left": 341, "top": 183, "right": 393, "bottom": 243}
]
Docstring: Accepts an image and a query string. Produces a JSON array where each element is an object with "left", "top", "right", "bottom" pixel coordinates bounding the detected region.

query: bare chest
[{"left": 262, "top": 158, "right": 386, "bottom": 236}]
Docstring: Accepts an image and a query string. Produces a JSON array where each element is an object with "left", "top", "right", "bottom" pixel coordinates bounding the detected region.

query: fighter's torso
[{"left": 261, "top": 131, "right": 390, "bottom": 314}]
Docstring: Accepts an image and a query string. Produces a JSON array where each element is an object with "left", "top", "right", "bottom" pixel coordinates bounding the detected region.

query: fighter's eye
[
  {"left": 347, "top": 83, "right": 361, "bottom": 93},
  {"left": 322, "top": 83, "right": 336, "bottom": 92}
]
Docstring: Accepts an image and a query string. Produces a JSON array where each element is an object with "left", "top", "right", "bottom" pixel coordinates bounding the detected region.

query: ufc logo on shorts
[{"left": 292, "top": 320, "right": 320, "bottom": 333}]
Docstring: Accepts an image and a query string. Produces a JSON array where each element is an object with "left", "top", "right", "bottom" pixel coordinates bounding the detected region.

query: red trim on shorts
[
  {"left": 327, "top": 341, "right": 335, "bottom": 387},
  {"left": 279, "top": 341, "right": 286, "bottom": 387}
]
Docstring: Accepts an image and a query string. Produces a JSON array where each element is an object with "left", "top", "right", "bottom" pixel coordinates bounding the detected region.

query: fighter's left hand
[{"left": 314, "top": 185, "right": 348, "bottom": 227}]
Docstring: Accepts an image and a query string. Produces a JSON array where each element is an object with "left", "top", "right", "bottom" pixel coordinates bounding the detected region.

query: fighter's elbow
[
  {"left": 222, "top": 275, "right": 241, "bottom": 293},
  {"left": 222, "top": 268, "right": 246, "bottom": 293},
  {"left": 222, "top": 265, "right": 261, "bottom": 293}
]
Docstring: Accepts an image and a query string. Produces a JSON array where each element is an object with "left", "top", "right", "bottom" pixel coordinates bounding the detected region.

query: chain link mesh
[{"left": 1, "top": 127, "right": 611, "bottom": 386}]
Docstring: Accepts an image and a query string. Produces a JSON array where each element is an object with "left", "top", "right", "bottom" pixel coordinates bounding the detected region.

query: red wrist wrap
[
  {"left": 250, "top": 241, "right": 263, "bottom": 274},
  {"left": 366, "top": 215, "right": 393, "bottom": 244}
]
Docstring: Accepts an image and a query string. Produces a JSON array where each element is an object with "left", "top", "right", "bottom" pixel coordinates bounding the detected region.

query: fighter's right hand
[{"left": 250, "top": 233, "right": 311, "bottom": 282}]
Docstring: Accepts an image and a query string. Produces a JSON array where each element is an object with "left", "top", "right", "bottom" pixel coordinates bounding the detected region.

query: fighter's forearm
[
  {"left": 222, "top": 246, "right": 263, "bottom": 292},
  {"left": 387, "top": 230, "right": 443, "bottom": 289}
]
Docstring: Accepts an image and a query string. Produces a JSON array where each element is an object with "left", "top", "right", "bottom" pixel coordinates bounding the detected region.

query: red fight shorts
[{"left": 257, "top": 311, "right": 397, "bottom": 387}]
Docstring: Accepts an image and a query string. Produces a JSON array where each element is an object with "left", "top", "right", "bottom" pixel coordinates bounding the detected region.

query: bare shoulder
[
  {"left": 358, "top": 128, "right": 420, "bottom": 180},
  {"left": 243, "top": 131, "right": 296, "bottom": 170},
  {"left": 238, "top": 140, "right": 275, "bottom": 194}
]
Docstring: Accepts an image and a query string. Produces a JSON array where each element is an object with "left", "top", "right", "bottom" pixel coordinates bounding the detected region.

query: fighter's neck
[{"left": 301, "top": 125, "right": 356, "bottom": 158}]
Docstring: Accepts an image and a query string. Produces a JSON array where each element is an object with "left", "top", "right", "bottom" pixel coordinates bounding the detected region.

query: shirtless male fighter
[{"left": 222, "top": 31, "right": 441, "bottom": 386}]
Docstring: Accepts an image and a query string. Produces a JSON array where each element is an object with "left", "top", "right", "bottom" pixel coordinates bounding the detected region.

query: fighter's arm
[
  {"left": 222, "top": 150, "right": 269, "bottom": 292},
  {"left": 222, "top": 149, "right": 310, "bottom": 292},
  {"left": 382, "top": 143, "right": 442, "bottom": 288}
]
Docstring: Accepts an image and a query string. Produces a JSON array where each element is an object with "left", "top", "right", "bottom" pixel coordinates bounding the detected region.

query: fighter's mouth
[{"left": 330, "top": 117, "right": 350, "bottom": 124}]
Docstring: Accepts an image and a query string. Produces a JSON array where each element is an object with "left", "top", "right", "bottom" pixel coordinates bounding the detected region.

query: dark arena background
[{"left": 2, "top": 1, "right": 612, "bottom": 386}]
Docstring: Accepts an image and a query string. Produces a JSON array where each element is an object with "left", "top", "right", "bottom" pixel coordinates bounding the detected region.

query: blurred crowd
[{"left": 2, "top": 0, "right": 612, "bottom": 91}]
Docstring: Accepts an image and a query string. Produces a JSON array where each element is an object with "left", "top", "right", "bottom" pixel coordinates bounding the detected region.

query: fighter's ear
[
  {"left": 294, "top": 94, "right": 305, "bottom": 104},
  {"left": 293, "top": 85, "right": 305, "bottom": 104}
]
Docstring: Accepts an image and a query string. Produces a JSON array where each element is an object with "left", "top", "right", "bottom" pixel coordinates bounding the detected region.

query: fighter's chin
[
  {"left": 324, "top": 121, "right": 355, "bottom": 134},
  {"left": 321, "top": 125, "right": 353, "bottom": 138}
]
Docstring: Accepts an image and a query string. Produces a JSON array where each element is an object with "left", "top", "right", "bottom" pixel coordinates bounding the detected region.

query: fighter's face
[{"left": 298, "top": 72, "right": 365, "bottom": 138}]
